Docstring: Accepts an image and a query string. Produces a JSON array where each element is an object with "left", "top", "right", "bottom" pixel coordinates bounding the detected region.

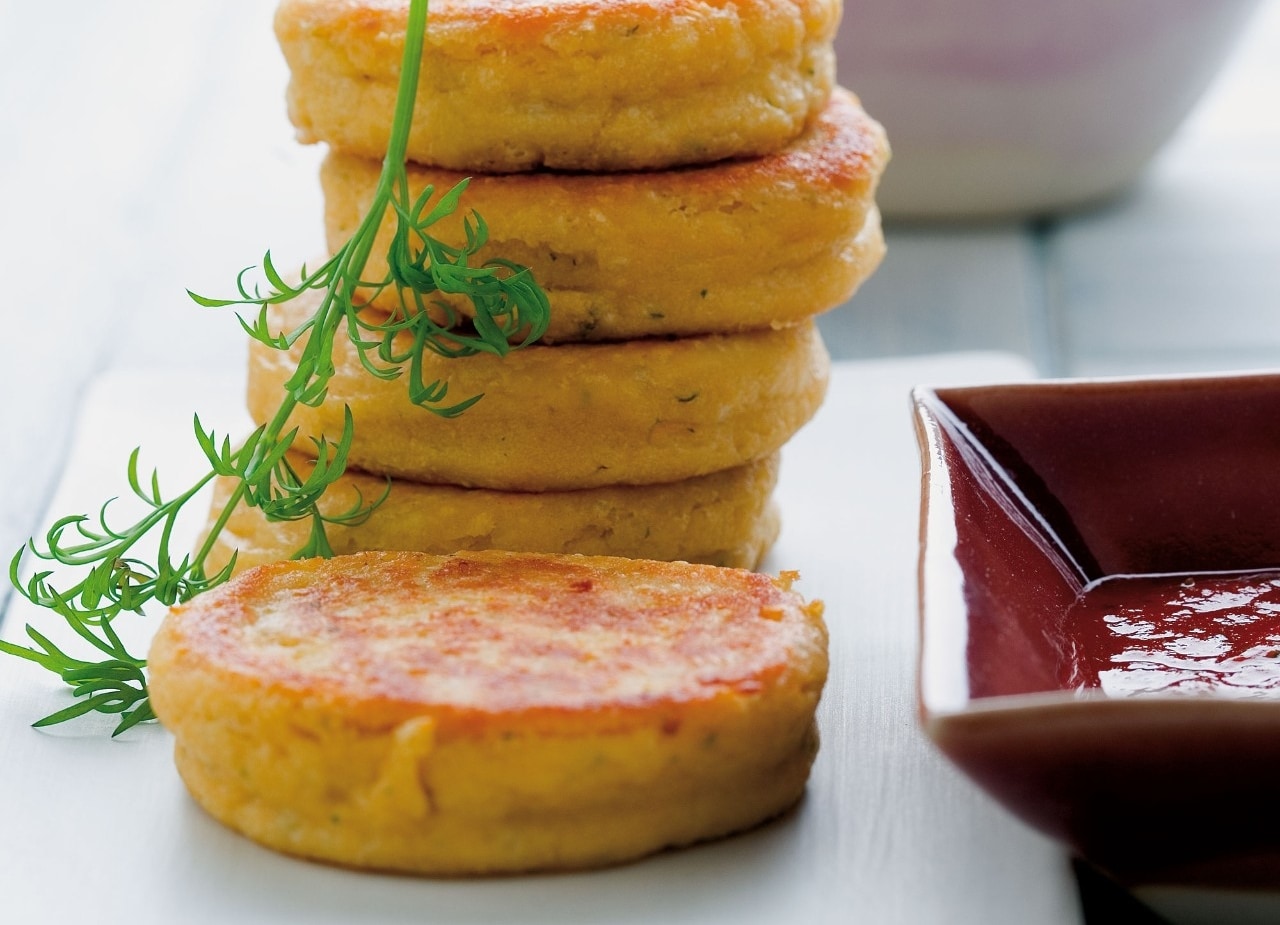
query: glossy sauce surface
[
  {"left": 921, "top": 374, "right": 1280, "bottom": 700},
  {"left": 1066, "top": 570, "right": 1280, "bottom": 697}
]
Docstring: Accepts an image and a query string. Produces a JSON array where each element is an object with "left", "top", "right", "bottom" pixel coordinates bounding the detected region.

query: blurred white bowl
[{"left": 837, "top": 0, "right": 1262, "bottom": 220}]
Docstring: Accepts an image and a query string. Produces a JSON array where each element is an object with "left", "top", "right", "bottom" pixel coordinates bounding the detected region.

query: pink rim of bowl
[{"left": 839, "top": 0, "right": 1262, "bottom": 220}]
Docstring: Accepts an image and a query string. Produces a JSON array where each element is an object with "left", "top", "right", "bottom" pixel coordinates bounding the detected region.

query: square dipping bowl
[{"left": 913, "top": 373, "right": 1280, "bottom": 912}]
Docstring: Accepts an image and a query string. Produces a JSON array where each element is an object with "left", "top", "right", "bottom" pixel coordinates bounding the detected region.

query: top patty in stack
[{"left": 276, "top": 0, "right": 840, "bottom": 171}]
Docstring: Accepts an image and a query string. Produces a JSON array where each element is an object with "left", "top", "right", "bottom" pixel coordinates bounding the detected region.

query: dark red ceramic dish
[{"left": 913, "top": 372, "right": 1280, "bottom": 892}]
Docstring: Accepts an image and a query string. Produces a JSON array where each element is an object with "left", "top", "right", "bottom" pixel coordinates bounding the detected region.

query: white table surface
[
  {"left": 2, "top": 1, "right": 1279, "bottom": 921},
  {"left": 0, "top": 354, "right": 1087, "bottom": 925}
]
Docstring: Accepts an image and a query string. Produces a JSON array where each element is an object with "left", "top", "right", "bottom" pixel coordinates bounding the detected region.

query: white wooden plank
[
  {"left": 107, "top": 1, "right": 326, "bottom": 370},
  {"left": 818, "top": 227, "right": 1044, "bottom": 367},
  {"left": 0, "top": 1, "right": 259, "bottom": 586},
  {"left": 1047, "top": 0, "right": 1280, "bottom": 378}
]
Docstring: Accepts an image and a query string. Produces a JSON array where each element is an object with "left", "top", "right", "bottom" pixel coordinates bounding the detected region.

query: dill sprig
[{"left": 1, "top": 0, "right": 549, "bottom": 736}]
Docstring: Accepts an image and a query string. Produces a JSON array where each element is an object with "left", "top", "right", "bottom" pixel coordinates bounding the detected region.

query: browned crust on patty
[
  {"left": 155, "top": 550, "right": 826, "bottom": 731},
  {"left": 148, "top": 551, "right": 828, "bottom": 874},
  {"left": 276, "top": 0, "right": 840, "bottom": 171},
  {"left": 323, "top": 89, "right": 890, "bottom": 341}
]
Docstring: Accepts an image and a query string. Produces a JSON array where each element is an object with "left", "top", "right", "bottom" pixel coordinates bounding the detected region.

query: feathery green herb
[{"left": 1, "top": 0, "right": 549, "bottom": 735}]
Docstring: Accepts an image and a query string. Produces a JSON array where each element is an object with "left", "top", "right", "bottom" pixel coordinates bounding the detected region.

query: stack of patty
[{"left": 204, "top": 0, "right": 889, "bottom": 574}]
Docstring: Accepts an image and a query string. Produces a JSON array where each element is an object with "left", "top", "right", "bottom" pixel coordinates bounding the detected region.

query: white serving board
[{"left": 0, "top": 353, "right": 1081, "bottom": 924}]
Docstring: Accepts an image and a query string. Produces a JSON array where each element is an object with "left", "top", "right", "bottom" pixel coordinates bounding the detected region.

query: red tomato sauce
[{"left": 1065, "top": 571, "right": 1280, "bottom": 696}]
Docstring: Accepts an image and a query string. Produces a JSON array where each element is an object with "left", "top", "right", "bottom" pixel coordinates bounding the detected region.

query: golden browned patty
[
  {"left": 246, "top": 292, "right": 829, "bottom": 491},
  {"left": 149, "top": 550, "right": 829, "bottom": 874},
  {"left": 197, "top": 450, "right": 781, "bottom": 574},
  {"left": 323, "top": 89, "right": 889, "bottom": 342},
  {"left": 275, "top": 0, "right": 839, "bottom": 172}
]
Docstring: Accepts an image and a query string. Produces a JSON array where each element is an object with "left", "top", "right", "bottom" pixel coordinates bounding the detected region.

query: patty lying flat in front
[{"left": 149, "top": 550, "right": 829, "bottom": 874}]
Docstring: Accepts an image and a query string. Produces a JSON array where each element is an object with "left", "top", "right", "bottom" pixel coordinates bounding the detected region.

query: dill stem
[
  {"left": 185, "top": 0, "right": 430, "bottom": 578},
  {"left": 343, "top": 0, "right": 428, "bottom": 290},
  {"left": 3, "top": 0, "right": 556, "bottom": 736},
  {"left": 189, "top": 479, "right": 247, "bottom": 575},
  {"left": 67, "top": 472, "right": 218, "bottom": 574}
]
